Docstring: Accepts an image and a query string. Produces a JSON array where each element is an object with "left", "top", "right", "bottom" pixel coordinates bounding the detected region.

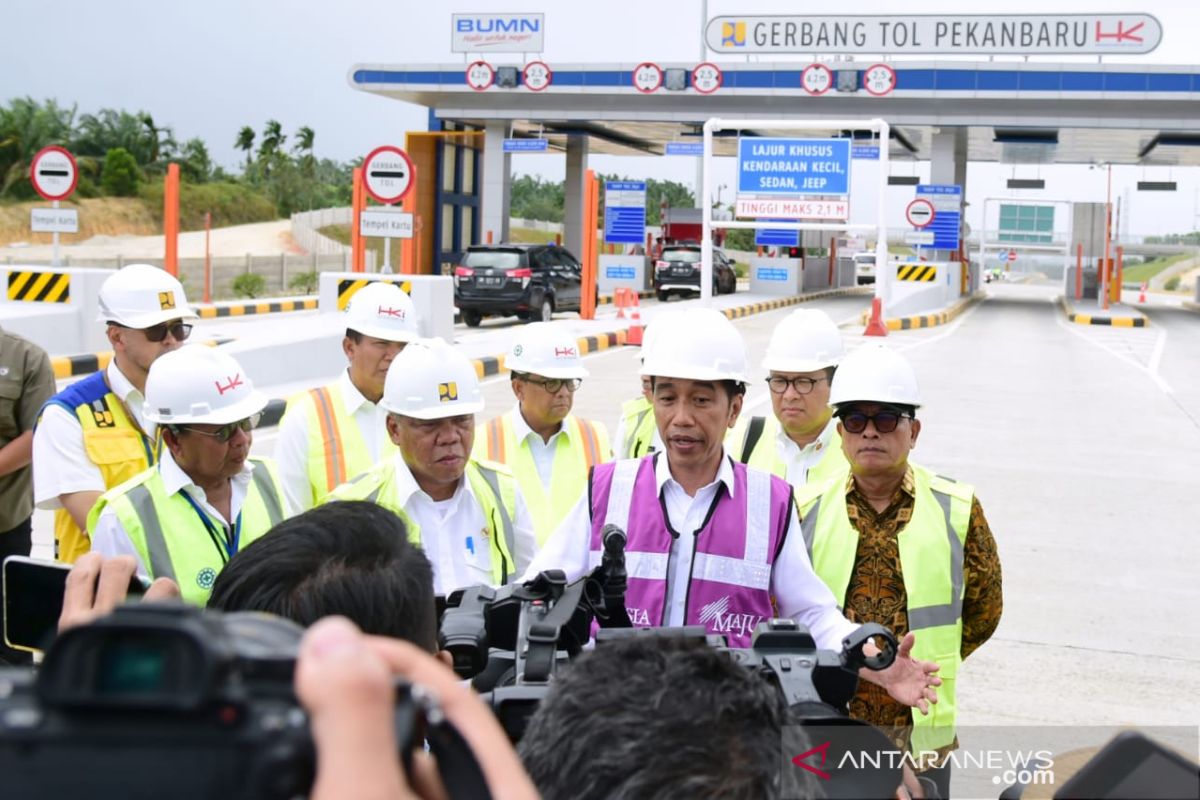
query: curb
[
  {"left": 51, "top": 337, "right": 235, "bottom": 380},
  {"left": 856, "top": 291, "right": 983, "bottom": 330},
  {"left": 723, "top": 286, "right": 871, "bottom": 320},
  {"left": 1180, "top": 301, "right": 1200, "bottom": 314},
  {"left": 1058, "top": 296, "right": 1147, "bottom": 328},
  {"left": 195, "top": 297, "right": 318, "bottom": 319},
  {"left": 471, "top": 330, "right": 629, "bottom": 379}
]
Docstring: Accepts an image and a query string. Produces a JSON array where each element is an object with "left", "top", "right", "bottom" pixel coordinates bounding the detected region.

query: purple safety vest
[{"left": 588, "top": 454, "right": 792, "bottom": 647}]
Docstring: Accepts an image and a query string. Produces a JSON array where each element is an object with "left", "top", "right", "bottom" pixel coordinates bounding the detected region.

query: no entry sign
[
  {"left": 362, "top": 146, "right": 415, "bottom": 205},
  {"left": 30, "top": 146, "right": 78, "bottom": 202},
  {"left": 905, "top": 198, "right": 936, "bottom": 228}
]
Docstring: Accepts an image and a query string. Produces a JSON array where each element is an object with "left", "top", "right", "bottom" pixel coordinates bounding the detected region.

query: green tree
[
  {"left": 235, "top": 126, "right": 256, "bottom": 169},
  {"left": 100, "top": 147, "right": 141, "bottom": 196},
  {"left": 177, "top": 137, "right": 213, "bottom": 183},
  {"left": 0, "top": 97, "right": 77, "bottom": 197}
]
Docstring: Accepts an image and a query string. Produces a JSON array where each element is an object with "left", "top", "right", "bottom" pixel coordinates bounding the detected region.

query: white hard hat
[
  {"left": 344, "top": 282, "right": 419, "bottom": 342},
  {"left": 640, "top": 307, "right": 747, "bottom": 383},
  {"left": 380, "top": 338, "right": 484, "bottom": 420},
  {"left": 97, "top": 264, "right": 196, "bottom": 328},
  {"left": 638, "top": 308, "right": 683, "bottom": 364},
  {"left": 144, "top": 345, "right": 267, "bottom": 425},
  {"left": 505, "top": 322, "right": 588, "bottom": 380},
  {"left": 762, "top": 309, "right": 844, "bottom": 373},
  {"left": 829, "top": 343, "right": 922, "bottom": 409}
]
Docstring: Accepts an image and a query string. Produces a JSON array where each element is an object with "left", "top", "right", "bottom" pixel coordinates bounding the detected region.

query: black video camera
[{"left": 0, "top": 603, "right": 490, "bottom": 800}]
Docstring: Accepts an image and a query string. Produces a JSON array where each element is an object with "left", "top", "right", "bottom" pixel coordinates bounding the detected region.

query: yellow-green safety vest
[
  {"left": 326, "top": 458, "right": 519, "bottom": 586},
  {"left": 794, "top": 463, "right": 973, "bottom": 754},
  {"left": 282, "top": 382, "right": 394, "bottom": 509},
  {"left": 618, "top": 395, "right": 656, "bottom": 460},
  {"left": 729, "top": 414, "right": 848, "bottom": 487},
  {"left": 86, "top": 457, "right": 287, "bottom": 606},
  {"left": 473, "top": 413, "right": 610, "bottom": 546}
]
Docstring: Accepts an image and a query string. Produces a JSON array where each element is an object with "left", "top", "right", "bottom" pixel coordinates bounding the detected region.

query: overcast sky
[{"left": 5, "top": 1, "right": 1199, "bottom": 236}]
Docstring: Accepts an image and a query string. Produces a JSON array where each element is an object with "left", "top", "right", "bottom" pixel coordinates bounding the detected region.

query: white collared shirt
[
  {"left": 385, "top": 454, "right": 539, "bottom": 596},
  {"left": 509, "top": 404, "right": 571, "bottom": 491},
  {"left": 275, "top": 369, "right": 394, "bottom": 514},
  {"left": 34, "top": 360, "right": 152, "bottom": 509},
  {"left": 90, "top": 449, "right": 255, "bottom": 581},
  {"left": 775, "top": 418, "right": 837, "bottom": 489},
  {"left": 524, "top": 448, "right": 859, "bottom": 650}
]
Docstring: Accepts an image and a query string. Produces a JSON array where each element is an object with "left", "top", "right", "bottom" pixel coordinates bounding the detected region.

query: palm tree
[
  {"left": 294, "top": 125, "right": 315, "bottom": 178},
  {"left": 0, "top": 97, "right": 76, "bottom": 197},
  {"left": 258, "top": 119, "right": 286, "bottom": 178},
  {"left": 235, "top": 126, "right": 256, "bottom": 170},
  {"left": 139, "top": 112, "right": 176, "bottom": 168}
]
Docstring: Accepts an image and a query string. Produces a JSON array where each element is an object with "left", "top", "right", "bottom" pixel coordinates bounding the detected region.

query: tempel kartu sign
[{"left": 737, "top": 138, "right": 850, "bottom": 196}]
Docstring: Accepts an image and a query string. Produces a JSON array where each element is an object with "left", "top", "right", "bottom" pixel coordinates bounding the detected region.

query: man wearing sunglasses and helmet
[
  {"left": 795, "top": 342, "right": 1003, "bottom": 798},
  {"left": 33, "top": 264, "right": 197, "bottom": 563},
  {"left": 88, "top": 345, "right": 286, "bottom": 605}
]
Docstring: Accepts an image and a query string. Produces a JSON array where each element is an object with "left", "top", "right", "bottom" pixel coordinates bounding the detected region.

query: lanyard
[{"left": 179, "top": 489, "right": 242, "bottom": 563}]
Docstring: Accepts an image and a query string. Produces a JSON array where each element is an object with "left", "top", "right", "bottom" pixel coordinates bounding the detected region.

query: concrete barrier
[
  {"left": 597, "top": 254, "right": 649, "bottom": 294},
  {"left": 0, "top": 266, "right": 113, "bottom": 356},
  {"left": 317, "top": 272, "right": 454, "bottom": 342},
  {"left": 885, "top": 260, "right": 964, "bottom": 319},
  {"left": 748, "top": 258, "right": 801, "bottom": 295}
]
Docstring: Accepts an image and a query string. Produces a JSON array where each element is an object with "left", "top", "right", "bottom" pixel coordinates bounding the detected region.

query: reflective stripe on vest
[
  {"left": 468, "top": 463, "right": 515, "bottom": 582},
  {"left": 308, "top": 386, "right": 347, "bottom": 492},
  {"left": 619, "top": 396, "right": 655, "bottom": 460}
]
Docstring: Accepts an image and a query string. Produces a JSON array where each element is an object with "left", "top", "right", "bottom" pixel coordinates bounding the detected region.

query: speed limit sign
[
  {"left": 691, "top": 62, "right": 722, "bottom": 94},
  {"left": 632, "top": 62, "right": 663, "bottom": 93},
  {"left": 801, "top": 63, "right": 834, "bottom": 96},
  {"left": 465, "top": 61, "right": 495, "bottom": 91},
  {"left": 863, "top": 64, "right": 897, "bottom": 96}
]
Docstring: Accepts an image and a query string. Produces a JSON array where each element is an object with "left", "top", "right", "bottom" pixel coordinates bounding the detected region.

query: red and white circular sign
[
  {"left": 362, "top": 146, "right": 415, "bottom": 205},
  {"left": 465, "top": 61, "right": 495, "bottom": 91},
  {"left": 29, "top": 145, "right": 78, "bottom": 202},
  {"left": 691, "top": 62, "right": 722, "bottom": 94},
  {"left": 632, "top": 62, "right": 663, "bottom": 93},
  {"left": 1007, "top": 249, "right": 1018, "bottom": 262},
  {"left": 523, "top": 61, "right": 552, "bottom": 91},
  {"left": 801, "top": 63, "right": 834, "bottom": 96},
  {"left": 863, "top": 64, "right": 897, "bottom": 97},
  {"left": 905, "top": 198, "right": 936, "bottom": 229}
]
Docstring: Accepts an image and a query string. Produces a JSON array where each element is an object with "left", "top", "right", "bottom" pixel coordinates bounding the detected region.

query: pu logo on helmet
[
  {"left": 158, "top": 292, "right": 176, "bottom": 310},
  {"left": 377, "top": 305, "right": 405, "bottom": 318},
  {"left": 438, "top": 382, "right": 458, "bottom": 402},
  {"left": 554, "top": 346, "right": 577, "bottom": 358},
  {"left": 215, "top": 374, "right": 245, "bottom": 395}
]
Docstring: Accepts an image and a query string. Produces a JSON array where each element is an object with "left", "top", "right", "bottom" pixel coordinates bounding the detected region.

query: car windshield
[
  {"left": 854, "top": 254, "right": 876, "bottom": 264},
  {"left": 464, "top": 250, "right": 523, "bottom": 269},
  {"left": 662, "top": 248, "right": 701, "bottom": 263}
]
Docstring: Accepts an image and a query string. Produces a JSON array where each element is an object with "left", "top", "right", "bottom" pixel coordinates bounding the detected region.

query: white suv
[{"left": 852, "top": 252, "right": 876, "bottom": 285}]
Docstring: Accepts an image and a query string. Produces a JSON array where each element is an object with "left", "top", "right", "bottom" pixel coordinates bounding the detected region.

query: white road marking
[{"left": 1056, "top": 317, "right": 1174, "bottom": 396}]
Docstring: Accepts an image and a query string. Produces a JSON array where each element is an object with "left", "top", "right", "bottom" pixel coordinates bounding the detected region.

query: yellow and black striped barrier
[
  {"left": 472, "top": 330, "right": 628, "bottom": 379},
  {"left": 195, "top": 297, "right": 318, "bottom": 318},
  {"left": 722, "top": 286, "right": 871, "bottom": 321},
  {"left": 8, "top": 270, "right": 71, "bottom": 303},
  {"left": 896, "top": 264, "right": 938, "bottom": 282},
  {"left": 337, "top": 278, "right": 413, "bottom": 310},
  {"left": 857, "top": 291, "right": 984, "bottom": 330},
  {"left": 1059, "top": 297, "right": 1147, "bottom": 328},
  {"left": 51, "top": 337, "right": 235, "bottom": 380}
]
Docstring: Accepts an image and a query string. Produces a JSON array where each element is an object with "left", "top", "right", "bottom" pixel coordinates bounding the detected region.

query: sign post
[
  {"left": 362, "top": 146, "right": 416, "bottom": 274},
  {"left": 29, "top": 145, "right": 79, "bottom": 267}
]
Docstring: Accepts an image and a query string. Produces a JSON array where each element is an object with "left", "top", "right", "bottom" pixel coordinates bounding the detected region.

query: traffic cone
[
  {"left": 615, "top": 287, "right": 628, "bottom": 319},
  {"left": 863, "top": 298, "right": 889, "bottom": 337},
  {"left": 1138, "top": 282, "right": 1147, "bottom": 304},
  {"left": 626, "top": 292, "right": 644, "bottom": 345}
]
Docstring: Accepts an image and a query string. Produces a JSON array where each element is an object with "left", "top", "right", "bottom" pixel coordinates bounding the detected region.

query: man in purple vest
[{"left": 527, "top": 307, "right": 941, "bottom": 710}]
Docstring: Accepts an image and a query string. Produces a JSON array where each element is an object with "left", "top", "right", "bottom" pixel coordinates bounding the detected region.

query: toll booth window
[
  {"left": 462, "top": 205, "right": 475, "bottom": 247},
  {"left": 442, "top": 143, "right": 457, "bottom": 193},
  {"left": 462, "top": 146, "right": 476, "bottom": 195},
  {"left": 442, "top": 204, "right": 456, "bottom": 251}
]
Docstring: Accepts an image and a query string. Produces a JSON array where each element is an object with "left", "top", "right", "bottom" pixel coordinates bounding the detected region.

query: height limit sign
[{"left": 362, "top": 146, "right": 415, "bottom": 205}]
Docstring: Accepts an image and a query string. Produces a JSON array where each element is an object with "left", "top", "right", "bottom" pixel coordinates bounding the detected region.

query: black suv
[
  {"left": 453, "top": 244, "right": 584, "bottom": 327},
  {"left": 653, "top": 244, "right": 737, "bottom": 301}
]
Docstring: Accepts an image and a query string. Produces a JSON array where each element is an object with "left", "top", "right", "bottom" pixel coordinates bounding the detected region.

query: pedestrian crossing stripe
[
  {"left": 336, "top": 278, "right": 413, "bottom": 310},
  {"left": 7, "top": 270, "right": 70, "bottom": 302},
  {"left": 896, "top": 264, "right": 937, "bottom": 282}
]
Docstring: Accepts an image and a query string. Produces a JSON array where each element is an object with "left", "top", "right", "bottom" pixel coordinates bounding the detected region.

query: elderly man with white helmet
[
  {"left": 795, "top": 343, "right": 1002, "bottom": 797},
  {"left": 526, "top": 308, "right": 942, "bottom": 712},
  {"left": 473, "top": 323, "right": 610, "bottom": 546},
  {"left": 730, "top": 308, "right": 848, "bottom": 488},
  {"left": 276, "top": 282, "right": 419, "bottom": 513},
  {"left": 88, "top": 345, "right": 285, "bottom": 605},
  {"left": 34, "top": 264, "right": 197, "bottom": 563},
  {"left": 327, "top": 339, "right": 537, "bottom": 594}
]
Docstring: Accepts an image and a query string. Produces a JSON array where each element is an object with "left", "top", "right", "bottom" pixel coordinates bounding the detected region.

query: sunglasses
[
  {"left": 839, "top": 410, "right": 911, "bottom": 434},
  {"left": 177, "top": 413, "right": 261, "bottom": 443},
  {"left": 141, "top": 321, "right": 193, "bottom": 343},
  {"left": 519, "top": 375, "right": 582, "bottom": 394}
]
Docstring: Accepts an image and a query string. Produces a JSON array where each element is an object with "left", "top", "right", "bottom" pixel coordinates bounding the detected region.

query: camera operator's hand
[
  {"left": 295, "top": 616, "right": 538, "bottom": 800},
  {"left": 58, "top": 552, "right": 180, "bottom": 632},
  {"left": 863, "top": 632, "right": 941, "bottom": 714}
]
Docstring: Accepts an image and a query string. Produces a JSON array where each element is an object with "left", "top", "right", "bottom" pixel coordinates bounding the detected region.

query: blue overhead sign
[
  {"left": 604, "top": 180, "right": 647, "bottom": 245},
  {"left": 755, "top": 224, "right": 800, "bottom": 248},
  {"left": 737, "top": 137, "right": 851, "bottom": 196},
  {"left": 916, "top": 184, "right": 963, "bottom": 251},
  {"left": 666, "top": 142, "right": 705, "bottom": 156},
  {"left": 503, "top": 138, "right": 549, "bottom": 153}
]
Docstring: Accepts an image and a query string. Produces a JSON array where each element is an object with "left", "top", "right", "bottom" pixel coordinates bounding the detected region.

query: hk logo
[
  {"left": 554, "top": 346, "right": 577, "bottom": 358},
  {"left": 1095, "top": 19, "right": 1145, "bottom": 44},
  {"left": 438, "top": 382, "right": 458, "bottom": 402},
  {"left": 377, "top": 305, "right": 405, "bottom": 318},
  {"left": 722, "top": 21, "right": 745, "bottom": 47},
  {"left": 697, "top": 596, "right": 764, "bottom": 638},
  {"left": 214, "top": 374, "right": 244, "bottom": 395},
  {"left": 792, "top": 741, "right": 832, "bottom": 780},
  {"left": 158, "top": 292, "right": 176, "bottom": 310}
]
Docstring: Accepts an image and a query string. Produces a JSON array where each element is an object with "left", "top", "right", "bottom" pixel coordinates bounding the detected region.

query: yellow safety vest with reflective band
[
  {"left": 731, "top": 414, "right": 848, "bottom": 487},
  {"left": 795, "top": 463, "right": 973, "bottom": 754},
  {"left": 39, "top": 370, "right": 158, "bottom": 564},
  {"left": 618, "top": 395, "right": 656, "bottom": 460},
  {"left": 473, "top": 413, "right": 610, "bottom": 546},
  {"left": 326, "top": 459, "right": 518, "bottom": 586},
  {"left": 86, "top": 458, "right": 286, "bottom": 606},
  {"left": 283, "top": 382, "right": 392, "bottom": 508}
]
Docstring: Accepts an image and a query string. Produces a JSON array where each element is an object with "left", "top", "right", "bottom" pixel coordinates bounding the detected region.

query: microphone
[{"left": 601, "top": 524, "right": 626, "bottom": 558}]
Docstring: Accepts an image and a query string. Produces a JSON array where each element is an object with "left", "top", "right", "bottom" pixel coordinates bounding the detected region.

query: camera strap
[
  {"left": 427, "top": 715, "right": 494, "bottom": 800},
  {"left": 522, "top": 578, "right": 586, "bottom": 683}
]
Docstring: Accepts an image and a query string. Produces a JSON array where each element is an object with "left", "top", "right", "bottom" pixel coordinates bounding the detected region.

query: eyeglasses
[
  {"left": 838, "top": 410, "right": 911, "bottom": 434},
  {"left": 177, "top": 413, "right": 261, "bottom": 443},
  {"left": 766, "top": 375, "right": 828, "bottom": 395},
  {"left": 142, "top": 321, "right": 193, "bottom": 343},
  {"left": 520, "top": 375, "right": 582, "bottom": 394}
]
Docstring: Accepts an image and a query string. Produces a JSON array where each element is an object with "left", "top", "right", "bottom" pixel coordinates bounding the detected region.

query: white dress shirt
[
  {"left": 90, "top": 449, "right": 256, "bottom": 581},
  {"left": 524, "top": 448, "right": 859, "bottom": 650},
  {"left": 34, "top": 360, "right": 152, "bottom": 509},
  {"left": 509, "top": 404, "right": 571, "bottom": 490},
  {"left": 275, "top": 369, "right": 395, "bottom": 514},
  {"left": 384, "top": 455, "right": 539, "bottom": 596},
  {"left": 775, "top": 417, "right": 838, "bottom": 489}
]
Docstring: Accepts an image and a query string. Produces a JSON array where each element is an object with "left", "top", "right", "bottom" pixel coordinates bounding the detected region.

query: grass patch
[
  {"left": 139, "top": 182, "right": 277, "bottom": 230},
  {"left": 1122, "top": 253, "right": 1190, "bottom": 284}
]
